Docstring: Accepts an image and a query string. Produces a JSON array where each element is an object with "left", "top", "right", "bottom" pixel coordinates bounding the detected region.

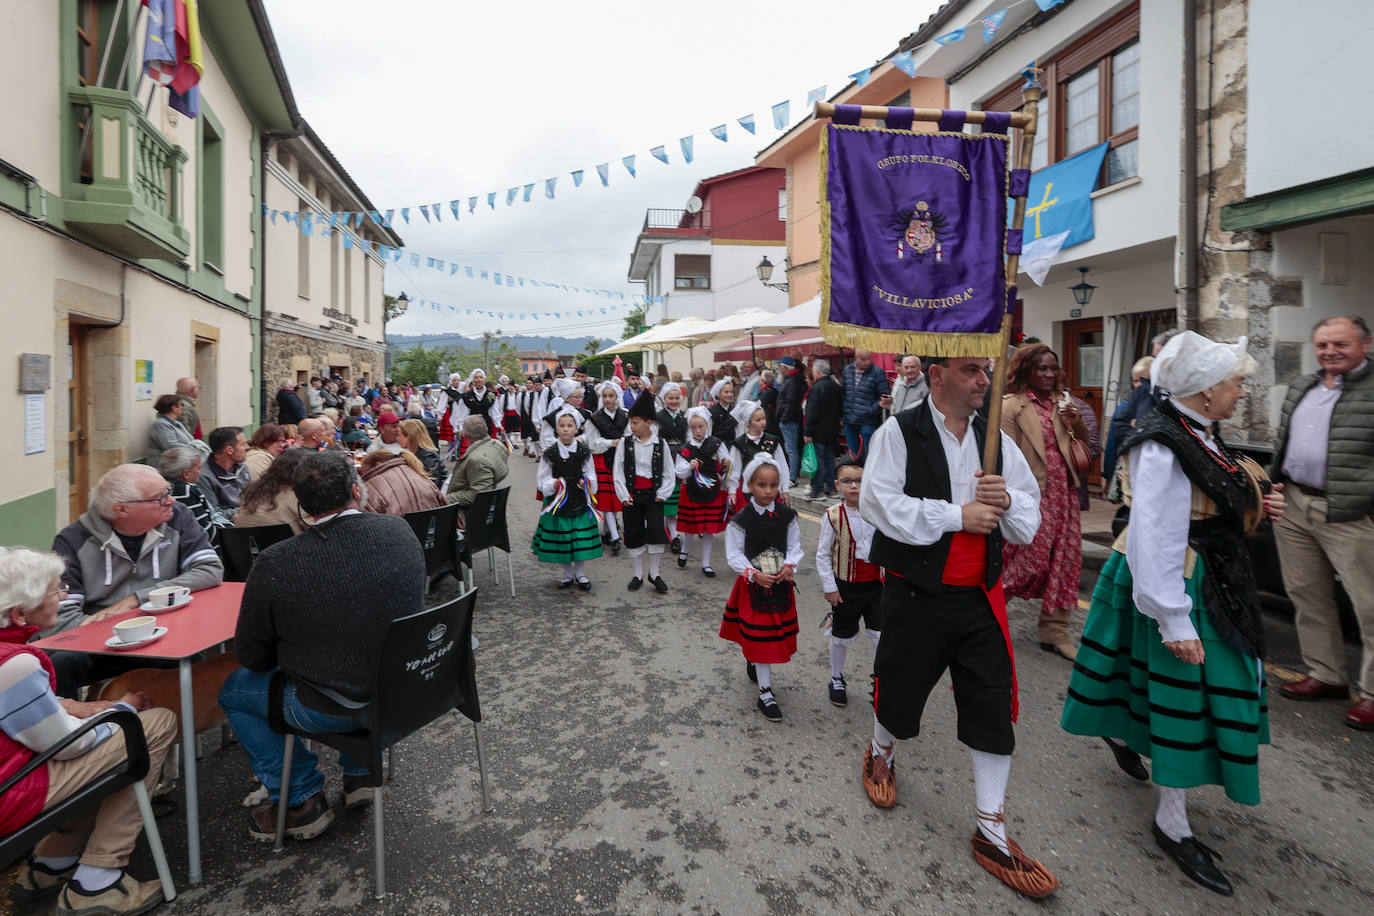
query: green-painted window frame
[{"left": 198, "top": 103, "right": 225, "bottom": 274}]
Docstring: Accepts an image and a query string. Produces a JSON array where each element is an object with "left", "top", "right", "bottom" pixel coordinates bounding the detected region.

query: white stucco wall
[
  {"left": 0, "top": 3, "right": 61, "bottom": 189},
  {"left": 647, "top": 238, "right": 788, "bottom": 325},
  {"left": 1246, "top": 1, "right": 1374, "bottom": 197}
]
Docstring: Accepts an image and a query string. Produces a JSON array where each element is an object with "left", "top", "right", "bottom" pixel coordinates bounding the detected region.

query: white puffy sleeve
[
  {"left": 816, "top": 514, "right": 837, "bottom": 593},
  {"left": 997, "top": 431, "right": 1043, "bottom": 546},
  {"left": 612, "top": 440, "right": 631, "bottom": 505},
  {"left": 1125, "top": 441, "right": 1198, "bottom": 643},
  {"left": 535, "top": 455, "right": 556, "bottom": 495},
  {"left": 858, "top": 418, "right": 962, "bottom": 546}
]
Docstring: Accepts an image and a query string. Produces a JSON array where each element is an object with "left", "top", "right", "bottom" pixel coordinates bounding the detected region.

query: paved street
[{"left": 8, "top": 455, "right": 1372, "bottom": 915}]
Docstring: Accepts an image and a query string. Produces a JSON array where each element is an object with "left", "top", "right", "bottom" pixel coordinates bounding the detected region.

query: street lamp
[
  {"left": 395, "top": 291, "right": 409, "bottom": 314},
  {"left": 1070, "top": 267, "right": 1096, "bottom": 307},
  {"left": 756, "top": 255, "right": 789, "bottom": 292}
]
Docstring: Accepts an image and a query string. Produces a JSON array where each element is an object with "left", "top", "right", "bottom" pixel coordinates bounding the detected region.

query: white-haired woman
[
  {"left": 0, "top": 547, "right": 176, "bottom": 910},
  {"left": 1062, "top": 332, "right": 1285, "bottom": 896},
  {"left": 159, "top": 445, "right": 226, "bottom": 544}
]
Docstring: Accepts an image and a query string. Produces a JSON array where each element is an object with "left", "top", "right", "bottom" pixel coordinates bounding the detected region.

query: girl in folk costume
[
  {"left": 434, "top": 372, "right": 465, "bottom": 460},
  {"left": 1062, "top": 333, "right": 1284, "bottom": 896},
  {"left": 708, "top": 378, "right": 739, "bottom": 443},
  {"left": 613, "top": 393, "right": 676, "bottom": 593},
  {"left": 726, "top": 399, "right": 791, "bottom": 513},
  {"left": 815, "top": 459, "right": 881, "bottom": 708},
  {"left": 655, "top": 382, "right": 689, "bottom": 555},
  {"left": 674, "top": 407, "right": 731, "bottom": 576},
  {"left": 533, "top": 378, "right": 580, "bottom": 500},
  {"left": 585, "top": 380, "right": 630, "bottom": 552},
  {"left": 497, "top": 375, "right": 522, "bottom": 444},
  {"left": 532, "top": 406, "right": 603, "bottom": 591},
  {"left": 721, "top": 454, "right": 804, "bottom": 722}
]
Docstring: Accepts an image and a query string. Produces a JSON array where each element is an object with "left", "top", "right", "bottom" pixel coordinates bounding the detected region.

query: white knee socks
[
  {"left": 867, "top": 628, "right": 881, "bottom": 652},
  {"left": 572, "top": 561, "right": 587, "bottom": 580},
  {"left": 630, "top": 551, "right": 644, "bottom": 579},
  {"left": 562, "top": 562, "right": 574, "bottom": 581},
  {"left": 700, "top": 533, "right": 715, "bottom": 568},
  {"left": 1155, "top": 786, "right": 1192, "bottom": 842},
  {"left": 647, "top": 546, "right": 663, "bottom": 579},
  {"left": 754, "top": 663, "right": 772, "bottom": 690},
  {"left": 604, "top": 513, "right": 619, "bottom": 541},
  {"left": 829, "top": 639, "right": 848, "bottom": 680},
  {"left": 971, "top": 749, "right": 1012, "bottom": 855},
  {"left": 872, "top": 718, "right": 897, "bottom": 762},
  {"left": 667, "top": 517, "right": 678, "bottom": 539}
]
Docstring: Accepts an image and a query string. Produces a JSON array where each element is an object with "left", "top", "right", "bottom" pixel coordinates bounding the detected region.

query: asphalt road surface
[{"left": 6, "top": 454, "right": 1371, "bottom": 915}]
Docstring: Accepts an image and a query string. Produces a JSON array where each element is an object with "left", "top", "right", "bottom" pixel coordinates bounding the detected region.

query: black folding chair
[
  {"left": 464, "top": 487, "right": 514, "bottom": 597},
  {"left": 267, "top": 588, "right": 490, "bottom": 899},
  {"left": 402, "top": 503, "right": 468, "bottom": 595},
  {"left": 0, "top": 709, "right": 175, "bottom": 902},
  {"left": 218, "top": 524, "right": 294, "bottom": 582}
]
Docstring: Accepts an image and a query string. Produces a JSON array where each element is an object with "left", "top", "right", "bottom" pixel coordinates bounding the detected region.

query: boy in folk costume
[
  {"left": 497, "top": 375, "right": 522, "bottom": 444},
  {"left": 613, "top": 393, "right": 675, "bottom": 593},
  {"left": 816, "top": 458, "right": 881, "bottom": 708},
  {"left": 726, "top": 399, "right": 790, "bottom": 513},
  {"left": 532, "top": 405, "right": 602, "bottom": 591},
  {"left": 721, "top": 454, "right": 803, "bottom": 722},
  {"left": 585, "top": 380, "right": 630, "bottom": 552},
  {"left": 655, "top": 382, "right": 689, "bottom": 554},
  {"left": 859, "top": 355, "right": 1056, "bottom": 899},
  {"left": 674, "top": 406, "right": 731, "bottom": 577}
]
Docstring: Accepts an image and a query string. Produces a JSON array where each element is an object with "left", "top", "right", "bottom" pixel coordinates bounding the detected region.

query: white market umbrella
[{"left": 600, "top": 316, "right": 714, "bottom": 356}]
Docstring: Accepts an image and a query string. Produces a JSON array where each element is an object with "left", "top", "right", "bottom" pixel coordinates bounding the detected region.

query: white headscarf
[
  {"left": 1151, "top": 331, "right": 1254, "bottom": 398},
  {"left": 595, "top": 379, "right": 623, "bottom": 413},
  {"left": 710, "top": 377, "right": 734, "bottom": 401},
  {"left": 741, "top": 453, "right": 781, "bottom": 490},
  {"left": 731, "top": 398, "right": 763, "bottom": 429},
  {"left": 552, "top": 378, "right": 579, "bottom": 400},
  {"left": 684, "top": 406, "right": 712, "bottom": 442},
  {"left": 552, "top": 404, "right": 585, "bottom": 431},
  {"left": 659, "top": 381, "right": 683, "bottom": 400}
]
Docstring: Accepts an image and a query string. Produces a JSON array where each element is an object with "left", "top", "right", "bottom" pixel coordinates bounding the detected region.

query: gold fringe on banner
[{"left": 817, "top": 122, "right": 1012, "bottom": 360}]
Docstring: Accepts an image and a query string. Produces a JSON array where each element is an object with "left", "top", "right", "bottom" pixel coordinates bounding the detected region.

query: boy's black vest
[
  {"left": 621, "top": 436, "right": 666, "bottom": 496},
  {"left": 733, "top": 432, "right": 781, "bottom": 467},
  {"left": 868, "top": 401, "right": 1003, "bottom": 591},
  {"left": 543, "top": 443, "right": 592, "bottom": 516}
]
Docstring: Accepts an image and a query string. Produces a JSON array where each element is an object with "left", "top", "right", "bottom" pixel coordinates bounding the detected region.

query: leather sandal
[{"left": 861, "top": 743, "right": 896, "bottom": 808}]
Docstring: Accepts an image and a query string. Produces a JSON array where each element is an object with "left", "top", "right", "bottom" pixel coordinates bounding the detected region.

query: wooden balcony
[{"left": 64, "top": 86, "right": 190, "bottom": 261}]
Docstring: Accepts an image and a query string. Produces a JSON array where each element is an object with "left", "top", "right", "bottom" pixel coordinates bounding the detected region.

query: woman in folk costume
[
  {"left": 497, "top": 375, "right": 522, "bottom": 444},
  {"left": 708, "top": 377, "right": 739, "bottom": 443},
  {"left": 613, "top": 392, "right": 676, "bottom": 593},
  {"left": 721, "top": 454, "right": 803, "bottom": 722},
  {"left": 999, "top": 344, "right": 1092, "bottom": 661},
  {"left": 726, "top": 399, "right": 791, "bottom": 513},
  {"left": 532, "top": 405, "right": 603, "bottom": 591},
  {"left": 434, "top": 372, "right": 465, "bottom": 460},
  {"left": 585, "top": 379, "right": 630, "bottom": 552},
  {"left": 451, "top": 369, "right": 503, "bottom": 460},
  {"left": 674, "top": 406, "right": 731, "bottom": 576},
  {"left": 1062, "top": 332, "right": 1285, "bottom": 896},
  {"left": 655, "top": 382, "right": 689, "bottom": 554}
]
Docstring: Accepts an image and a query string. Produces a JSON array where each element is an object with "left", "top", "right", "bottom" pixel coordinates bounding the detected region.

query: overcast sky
[{"left": 263, "top": 0, "right": 942, "bottom": 341}]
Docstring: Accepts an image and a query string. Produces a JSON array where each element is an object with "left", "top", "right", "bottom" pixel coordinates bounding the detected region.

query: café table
[{"left": 31, "top": 581, "right": 246, "bottom": 885}]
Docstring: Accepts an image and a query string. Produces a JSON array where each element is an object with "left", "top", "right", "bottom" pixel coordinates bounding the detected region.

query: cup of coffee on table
[
  {"left": 148, "top": 586, "right": 189, "bottom": 608},
  {"left": 113, "top": 616, "right": 157, "bottom": 644}
]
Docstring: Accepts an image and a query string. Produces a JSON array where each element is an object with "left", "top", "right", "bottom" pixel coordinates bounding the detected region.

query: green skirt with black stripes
[{"left": 1061, "top": 550, "right": 1269, "bottom": 805}]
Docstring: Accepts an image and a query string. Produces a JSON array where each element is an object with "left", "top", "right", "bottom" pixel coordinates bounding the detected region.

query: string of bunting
[
  {"left": 264, "top": 0, "right": 1061, "bottom": 228},
  {"left": 409, "top": 294, "right": 635, "bottom": 325}
]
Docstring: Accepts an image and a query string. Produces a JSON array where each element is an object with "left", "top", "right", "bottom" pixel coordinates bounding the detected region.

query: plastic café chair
[
  {"left": 218, "top": 524, "right": 294, "bottom": 582},
  {"left": 462, "top": 487, "right": 515, "bottom": 598}
]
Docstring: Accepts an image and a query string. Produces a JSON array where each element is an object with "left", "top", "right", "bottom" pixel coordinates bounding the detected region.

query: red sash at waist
[
  {"left": 850, "top": 558, "right": 882, "bottom": 582},
  {"left": 633, "top": 475, "right": 654, "bottom": 491},
  {"left": 942, "top": 531, "right": 1018, "bottom": 722}
]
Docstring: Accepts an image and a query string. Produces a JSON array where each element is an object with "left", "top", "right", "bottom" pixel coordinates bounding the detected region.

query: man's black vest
[{"left": 868, "top": 400, "right": 1003, "bottom": 591}]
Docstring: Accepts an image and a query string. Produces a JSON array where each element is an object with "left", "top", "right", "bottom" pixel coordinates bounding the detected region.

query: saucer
[
  {"left": 140, "top": 594, "right": 193, "bottom": 614},
  {"left": 105, "top": 627, "right": 168, "bottom": 651}
]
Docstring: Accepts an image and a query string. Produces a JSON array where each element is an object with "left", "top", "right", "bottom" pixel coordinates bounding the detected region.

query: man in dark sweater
[
  {"left": 219, "top": 452, "right": 426, "bottom": 841},
  {"left": 804, "top": 359, "right": 845, "bottom": 499}
]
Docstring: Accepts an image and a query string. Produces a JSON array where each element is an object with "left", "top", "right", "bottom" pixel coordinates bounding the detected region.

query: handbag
[
  {"left": 800, "top": 443, "right": 817, "bottom": 478},
  {"left": 1066, "top": 433, "right": 1092, "bottom": 476}
]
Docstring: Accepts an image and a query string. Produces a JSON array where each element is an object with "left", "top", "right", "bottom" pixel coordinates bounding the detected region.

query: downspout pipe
[{"left": 1182, "top": 0, "right": 1200, "bottom": 331}]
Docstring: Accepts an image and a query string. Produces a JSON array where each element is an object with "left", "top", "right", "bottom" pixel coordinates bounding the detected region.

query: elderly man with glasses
[{"left": 47, "top": 464, "right": 223, "bottom": 696}]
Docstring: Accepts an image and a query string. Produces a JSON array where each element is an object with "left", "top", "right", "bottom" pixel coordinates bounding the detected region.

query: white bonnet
[
  {"left": 731, "top": 398, "right": 764, "bottom": 426},
  {"left": 1150, "top": 331, "right": 1254, "bottom": 398},
  {"left": 710, "top": 377, "right": 734, "bottom": 400},
  {"left": 741, "top": 453, "right": 781, "bottom": 488}
]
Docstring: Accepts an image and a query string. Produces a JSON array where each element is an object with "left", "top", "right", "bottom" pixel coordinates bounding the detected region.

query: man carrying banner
[{"left": 859, "top": 355, "right": 1056, "bottom": 899}]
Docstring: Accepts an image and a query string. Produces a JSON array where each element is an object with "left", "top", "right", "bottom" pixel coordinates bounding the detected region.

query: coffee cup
[
  {"left": 148, "top": 586, "right": 189, "bottom": 608},
  {"left": 113, "top": 616, "right": 157, "bottom": 644}
]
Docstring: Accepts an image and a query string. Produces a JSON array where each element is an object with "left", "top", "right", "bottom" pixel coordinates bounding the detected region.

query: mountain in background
[{"left": 387, "top": 333, "right": 616, "bottom": 355}]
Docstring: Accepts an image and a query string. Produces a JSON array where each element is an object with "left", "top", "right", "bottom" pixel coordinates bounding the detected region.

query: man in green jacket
[
  {"left": 446, "top": 416, "right": 510, "bottom": 524},
  {"left": 1269, "top": 315, "right": 1374, "bottom": 731}
]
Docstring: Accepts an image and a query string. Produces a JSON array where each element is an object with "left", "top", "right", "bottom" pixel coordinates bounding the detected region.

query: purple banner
[{"left": 822, "top": 124, "right": 1010, "bottom": 357}]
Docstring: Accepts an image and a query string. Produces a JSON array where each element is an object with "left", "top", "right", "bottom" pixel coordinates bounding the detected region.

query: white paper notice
[{"left": 24, "top": 393, "right": 45, "bottom": 455}]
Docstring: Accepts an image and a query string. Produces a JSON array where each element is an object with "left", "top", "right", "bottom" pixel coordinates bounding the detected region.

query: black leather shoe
[
  {"left": 576, "top": 577, "right": 592, "bottom": 592},
  {"left": 671, "top": 536, "right": 683, "bottom": 554},
  {"left": 610, "top": 538, "right": 621, "bottom": 553},
  {"left": 702, "top": 566, "right": 716, "bottom": 578},
  {"left": 1151, "top": 822, "right": 1232, "bottom": 895},
  {"left": 627, "top": 577, "right": 643, "bottom": 591},
  {"left": 677, "top": 554, "right": 688, "bottom": 569},
  {"left": 650, "top": 576, "right": 669, "bottom": 594},
  {"left": 1103, "top": 738, "right": 1149, "bottom": 781}
]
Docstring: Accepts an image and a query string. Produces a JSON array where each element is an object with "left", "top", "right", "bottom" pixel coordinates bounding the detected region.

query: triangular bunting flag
[
  {"left": 710, "top": 124, "right": 728, "bottom": 143},
  {"left": 468, "top": 197, "right": 477, "bottom": 213},
  {"left": 572, "top": 169, "right": 584, "bottom": 187},
  {"left": 431, "top": 203, "right": 441, "bottom": 223},
  {"left": 850, "top": 68, "right": 872, "bottom": 87},
  {"left": 807, "top": 86, "right": 827, "bottom": 106},
  {"left": 419, "top": 205, "right": 431, "bottom": 222},
  {"left": 934, "top": 28, "right": 965, "bottom": 45},
  {"left": 1034, "top": 0, "right": 1066, "bottom": 9},
  {"left": 982, "top": 9, "right": 1007, "bottom": 43},
  {"left": 545, "top": 177, "right": 556, "bottom": 199},
  {"left": 771, "top": 100, "right": 789, "bottom": 130},
  {"left": 449, "top": 200, "right": 461, "bottom": 220},
  {"left": 622, "top": 155, "right": 636, "bottom": 178},
  {"left": 650, "top": 145, "right": 668, "bottom": 164},
  {"left": 507, "top": 188, "right": 518, "bottom": 205},
  {"left": 523, "top": 183, "right": 533, "bottom": 202},
  {"left": 401, "top": 208, "right": 410, "bottom": 224},
  {"left": 738, "top": 114, "right": 756, "bottom": 134},
  {"left": 596, "top": 163, "right": 610, "bottom": 186},
  {"left": 893, "top": 50, "right": 917, "bottom": 77}
]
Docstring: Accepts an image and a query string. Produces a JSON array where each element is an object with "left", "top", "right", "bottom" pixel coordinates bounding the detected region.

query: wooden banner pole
[
  {"left": 980, "top": 83, "right": 1041, "bottom": 473},
  {"left": 812, "top": 102, "right": 1033, "bottom": 129}
]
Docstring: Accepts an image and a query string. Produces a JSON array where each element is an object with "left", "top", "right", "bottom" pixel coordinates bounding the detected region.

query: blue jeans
[
  {"left": 843, "top": 422, "right": 878, "bottom": 462},
  {"left": 219, "top": 667, "right": 369, "bottom": 807},
  {"left": 779, "top": 421, "right": 803, "bottom": 484},
  {"left": 810, "top": 443, "right": 837, "bottom": 496}
]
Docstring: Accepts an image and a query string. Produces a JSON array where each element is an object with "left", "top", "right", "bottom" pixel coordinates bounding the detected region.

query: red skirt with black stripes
[
  {"left": 592, "top": 452, "right": 623, "bottom": 512},
  {"left": 720, "top": 575, "right": 798, "bottom": 664}
]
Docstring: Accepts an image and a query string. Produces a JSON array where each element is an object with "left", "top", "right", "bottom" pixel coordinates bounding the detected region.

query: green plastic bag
[{"left": 800, "top": 442, "right": 817, "bottom": 478}]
